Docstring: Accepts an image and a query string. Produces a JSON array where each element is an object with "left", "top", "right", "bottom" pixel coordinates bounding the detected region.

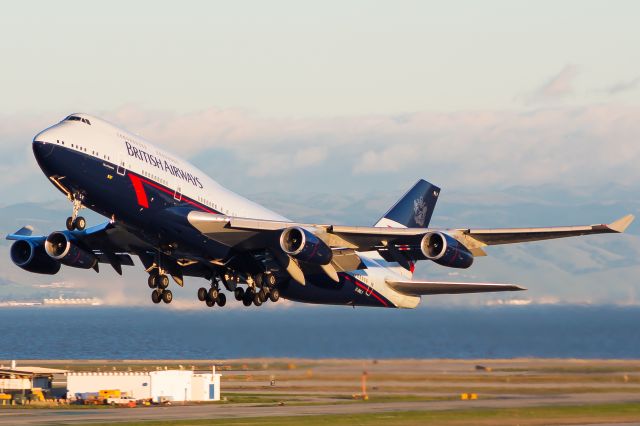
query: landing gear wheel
[
  {"left": 253, "top": 272, "right": 263, "bottom": 287},
  {"left": 208, "top": 288, "right": 219, "bottom": 301},
  {"left": 74, "top": 216, "right": 86, "bottom": 231},
  {"left": 253, "top": 293, "right": 263, "bottom": 306},
  {"left": 151, "top": 290, "right": 162, "bottom": 304},
  {"left": 66, "top": 217, "right": 74, "bottom": 231},
  {"left": 148, "top": 275, "right": 157, "bottom": 289},
  {"left": 155, "top": 274, "right": 170, "bottom": 289},
  {"left": 242, "top": 290, "right": 254, "bottom": 307},
  {"left": 234, "top": 288, "right": 245, "bottom": 301},
  {"left": 258, "top": 289, "right": 268, "bottom": 303},
  {"left": 269, "top": 288, "right": 280, "bottom": 302},
  {"left": 197, "top": 287, "right": 207, "bottom": 301},
  {"left": 205, "top": 298, "right": 215, "bottom": 307},
  {"left": 161, "top": 289, "right": 173, "bottom": 304},
  {"left": 233, "top": 287, "right": 244, "bottom": 301},
  {"left": 216, "top": 293, "right": 226, "bottom": 307},
  {"left": 266, "top": 273, "right": 277, "bottom": 287}
]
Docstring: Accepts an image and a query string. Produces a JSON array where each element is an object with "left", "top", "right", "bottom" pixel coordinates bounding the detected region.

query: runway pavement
[{"left": 1, "top": 392, "right": 639, "bottom": 425}]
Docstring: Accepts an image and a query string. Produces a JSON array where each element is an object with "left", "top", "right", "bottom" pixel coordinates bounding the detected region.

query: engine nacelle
[
  {"left": 10, "top": 240, "right": 61, "bottom": 275},
  {"left": 45, "top": 231, "right": 97, "bottom": 269},
  {"left": 420, "top": 232, "right": 474, "bottom": 269},
  {"left": 279, "top": 226, "right": 333, "bottom": 265}
]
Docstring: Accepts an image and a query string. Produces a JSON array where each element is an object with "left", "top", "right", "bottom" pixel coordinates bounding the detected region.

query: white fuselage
[
  {"left": 34, "top": 113, "right": 420, "bottom": 309},
  {"left": 35, "top": 113, "right": 289, "bottom": 222}
]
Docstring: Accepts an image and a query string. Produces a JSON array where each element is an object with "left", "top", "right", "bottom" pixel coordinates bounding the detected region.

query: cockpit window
[{"left": 65, "top": 116, "right": 91, "bottom": 125}]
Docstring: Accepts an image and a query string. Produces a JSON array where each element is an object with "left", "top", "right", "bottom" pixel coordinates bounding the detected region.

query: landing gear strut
[{"left": 66, "top": 196, "right": 86, "bottom": 231}]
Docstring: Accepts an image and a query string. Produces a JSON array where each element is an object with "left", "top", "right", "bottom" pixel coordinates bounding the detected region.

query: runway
[{"left": 1, "top": 392, "right": 640, "bottom": 425}]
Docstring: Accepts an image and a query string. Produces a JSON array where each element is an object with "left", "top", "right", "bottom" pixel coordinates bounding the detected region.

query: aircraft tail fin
[{"left": 374, "top": 179, "right": 440, "bottom": 228}]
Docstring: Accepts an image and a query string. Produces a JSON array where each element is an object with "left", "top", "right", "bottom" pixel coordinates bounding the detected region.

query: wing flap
[{"left": 386, "top": 278, "right": 526, "bottom": 296}]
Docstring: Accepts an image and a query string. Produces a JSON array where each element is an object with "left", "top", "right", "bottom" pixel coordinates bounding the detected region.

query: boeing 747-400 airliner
[{"left": 6, "top": 114, "right": 635, "bottom": 308}]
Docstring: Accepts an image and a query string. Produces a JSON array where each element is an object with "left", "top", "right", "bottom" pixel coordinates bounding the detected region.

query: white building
[
  {"left": 0, "top": 361, "right": 67, "bottom": 396},
  {"left": 66, "top": 368, "right": 221, "bottom": 402}
]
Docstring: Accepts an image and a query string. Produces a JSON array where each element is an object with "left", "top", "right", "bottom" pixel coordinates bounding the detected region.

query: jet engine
[
  {"left": 279, "top": 226, "right": 333, "bottom": 265},
  {"left": 10, "top": 240, "right": 61, "bottom": 274},
  {"left": 45, "top": 231, "right": 97, "bottom": 269},
  {"left": 420, "top": 231, "right": 474, "bottom": 269}
]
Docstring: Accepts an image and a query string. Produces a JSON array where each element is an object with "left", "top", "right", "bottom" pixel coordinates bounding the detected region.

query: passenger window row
[
  {"left": 70, "top": 143, "right": 88, "bottom": 153},
  {"left": 196, "top": 196, "right": 219, "bottom": 211},
  {"left": 55, "top": 138, "right": 110, "bottom": 161},
  {"left": 141, "top": 169, "right": 168, "bottom": 187}
]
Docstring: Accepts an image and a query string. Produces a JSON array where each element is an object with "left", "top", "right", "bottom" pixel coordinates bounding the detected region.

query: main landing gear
[
  {"left": 197, "top": 279, "right": 226, "bottom": 308},
  {"left": 66, "top": 196, "right": 86, "bottom": 231},
  {"left": 149, "top": 272, "right": 172, "bottom": 304},
  {"left": 233, "top": 273, "right": 280, "bottom": 307}
]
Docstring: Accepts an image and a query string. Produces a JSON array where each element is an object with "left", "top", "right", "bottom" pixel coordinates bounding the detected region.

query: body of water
[{"left": 1, "top": 305, "right": 638, "bottom": 359}]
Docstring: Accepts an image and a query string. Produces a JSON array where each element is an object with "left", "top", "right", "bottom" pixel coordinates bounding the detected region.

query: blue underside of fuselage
[{"left": 31, "top": 141, "right": 394, "bottom": 308}]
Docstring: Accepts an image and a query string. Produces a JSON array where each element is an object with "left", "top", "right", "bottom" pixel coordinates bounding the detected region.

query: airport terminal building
[{"left": 67, "top": 369, "right": 221, "bottom": 402}]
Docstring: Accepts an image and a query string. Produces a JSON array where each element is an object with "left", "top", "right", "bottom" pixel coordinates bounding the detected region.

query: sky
[
  {"left": 0, "top": 1, "right": 639, "bottom": 307},
  {"left": 1, "top": 1, "right": 639, "bottom": 116}
]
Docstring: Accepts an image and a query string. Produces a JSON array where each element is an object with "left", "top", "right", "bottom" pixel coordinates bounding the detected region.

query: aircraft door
[
  {"left": 365, "top": 282, "right": 374, "bottom": 296},
  {"left": 173, "top": 186, "right": 182, "bottom": 202},
  {"left": 116, "top": 156, "right": 126, "bottom": 176}
]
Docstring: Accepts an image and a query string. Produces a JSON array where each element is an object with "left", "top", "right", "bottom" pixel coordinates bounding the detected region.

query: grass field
[{"left": 84, "top": 403, "right": 640, "bottom": 426}]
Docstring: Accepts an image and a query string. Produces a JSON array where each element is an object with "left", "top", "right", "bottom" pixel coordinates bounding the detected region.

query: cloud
[
  {"left": 604, "top": 76, "right": 640, "bottom": 95},
  {"left": 523, "top": 65, "right": 579, "bottom": 104},
  {"left": 3, "top": 103, "right": 640, "bottom": 198}
]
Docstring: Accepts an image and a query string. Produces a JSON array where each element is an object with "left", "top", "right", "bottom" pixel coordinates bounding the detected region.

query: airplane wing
[
  {"left": 187, "top": 211, "right": 634, "bottom": 253},
  {"left": 448, "top": 214, "right": 635, "bottom": 255},
  {"left": 7, "top": 222, "right": 137, "bottom": 275},
  {"left": 186, "top": 211, "right": 633, "bottom": 284},
  {"left": 385, "top": 278, "right": 526, "bottom": 295}
]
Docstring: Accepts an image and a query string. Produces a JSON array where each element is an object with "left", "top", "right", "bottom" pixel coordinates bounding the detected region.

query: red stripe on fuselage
[
  {"left": 128, "top": 174, "right": 149, "bottom": 208},
  {"left": 133, "top": 174, "right": 218, "bottom": 214},
  {"left": 344, "top": 274, "right": 389, "bottom": 307}
]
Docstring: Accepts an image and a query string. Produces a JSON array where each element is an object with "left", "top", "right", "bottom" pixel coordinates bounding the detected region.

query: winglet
[{"left": 608, "top": 214, "right": 635, "bottom": 233}]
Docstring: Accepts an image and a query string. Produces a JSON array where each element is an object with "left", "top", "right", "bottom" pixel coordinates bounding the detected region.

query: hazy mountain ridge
[{"left": 0, "top": 184, "right": 637, "bottom": 306}]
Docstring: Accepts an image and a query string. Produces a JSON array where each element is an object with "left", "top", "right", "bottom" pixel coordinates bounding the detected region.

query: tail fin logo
[{"left": 414, "top": 196, "right": 428, "bottom": 227}]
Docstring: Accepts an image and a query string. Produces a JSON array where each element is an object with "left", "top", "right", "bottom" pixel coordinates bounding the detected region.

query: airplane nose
[
  {"left": 32, "top": 140, "right": 56, "bottom": 177},
  {"left": 32, "top": 140, "right": 54, "bottom": 159},
  {"left": 32, "top": 129, "right": 57, "bottom": 175}
]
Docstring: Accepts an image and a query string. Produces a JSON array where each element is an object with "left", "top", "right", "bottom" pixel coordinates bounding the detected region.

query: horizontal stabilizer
[
  {"left": 6, "top": 226, "right": 35, "bottom": 240},
  {"left": 386, "top": 278, "right": 526, "bottom": 296}
]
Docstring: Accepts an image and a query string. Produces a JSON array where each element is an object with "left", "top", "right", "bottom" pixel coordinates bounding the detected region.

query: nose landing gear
[{"left": 66, "top": 196, "right": 86, "bottom": 231}]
